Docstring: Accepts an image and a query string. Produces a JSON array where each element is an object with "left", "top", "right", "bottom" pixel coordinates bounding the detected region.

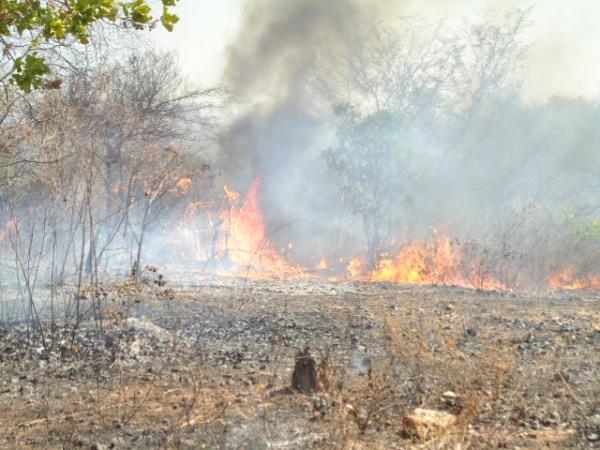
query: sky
[{"left": 149, "top": 0, "right": 600, "bottom": 102}]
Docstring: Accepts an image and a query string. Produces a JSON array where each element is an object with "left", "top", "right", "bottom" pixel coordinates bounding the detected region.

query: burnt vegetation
[{"left": 0, "top": 2, "right": 599, "bottom": 449}]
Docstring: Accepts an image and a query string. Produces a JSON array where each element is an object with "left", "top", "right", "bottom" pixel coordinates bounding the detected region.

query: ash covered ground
[{"left": 0, "top": 277, "right": 599, "bottom": 449}]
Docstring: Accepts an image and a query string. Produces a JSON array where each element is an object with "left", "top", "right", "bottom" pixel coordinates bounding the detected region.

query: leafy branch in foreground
[{"left": 0, "top": 0, "right": 180, "bottom": 92}]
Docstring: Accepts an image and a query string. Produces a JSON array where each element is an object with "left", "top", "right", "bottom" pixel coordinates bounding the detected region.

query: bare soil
[{"left": 1, "top": 277, "right": 599, "bottom": 449}]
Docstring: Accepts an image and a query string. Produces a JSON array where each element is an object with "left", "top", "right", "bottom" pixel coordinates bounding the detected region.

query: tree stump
[{"left": 292, "top": 347, "right": 318, "bottom": 394}]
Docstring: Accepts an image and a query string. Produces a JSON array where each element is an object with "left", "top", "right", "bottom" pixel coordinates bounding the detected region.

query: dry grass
[{"left": 0, "top": 281, "right": 598, "bottom": 449}]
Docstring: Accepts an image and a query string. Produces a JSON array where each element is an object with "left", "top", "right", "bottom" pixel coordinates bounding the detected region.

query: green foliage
[
  {"left": 324, "top": 106, "right": 418, "bottom": 263},
  {"left": 563, "top": 216, "right": 600, "bottom": 248},
  {"left": 324, "top": 107, "right": 416, "bottom": 221},
  {"left": 0, "top": 0, "right": 180, "bottom": 91},
  {"left": 11, "top": 53, "right": 51, "bottom": 92},
  {"left": 551, "top": 211, "right": 600, "bottom": 278}
]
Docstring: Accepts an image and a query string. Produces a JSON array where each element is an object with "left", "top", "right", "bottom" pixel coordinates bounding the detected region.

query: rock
[
  {"left": 351, "top": 349, "right": 371, "bottom": 376},
  {"left": 402, "top": 408, "right": 457, "bottom": 439},
  {"left": 587, "top": 431, "right": 600, "bottom": 442},
  {"left": 311, "top": 394, "right": 329, "bottom": 412},
  {"left": 125, "top": 317, "right": 170, "bottom": 340},
  {"left": 465, "top": 328, "right": 477, "bottom": 338},
  {"left": 90, "top": 443, "right": 109, "bottom": 450},
  {"left": 292, "top": 348, "right": 318, "bottom": 394},
  {"left": 441, "top": 391, "right": 464, "bottom": 412},
  {"left": 442, "top": 390, "right": 458, "bottom": 399}
]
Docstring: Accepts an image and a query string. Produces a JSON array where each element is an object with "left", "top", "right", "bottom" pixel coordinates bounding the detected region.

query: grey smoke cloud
[
  {"left": 219, "top": 0, "right": 384, "bottom": 259},
  {"left": 211, "top": 0, "right": 600, "bottom": 269},
  {"left": 152, "top": 0, "right": 600, "bottom": 101}
]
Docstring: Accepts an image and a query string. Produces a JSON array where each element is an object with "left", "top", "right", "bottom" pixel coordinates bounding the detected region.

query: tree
[
  {"left": 126, "top": 144, "right": 195, "bottom": 281},
  {"left": 319, "top": 18, "right": 454, "bottom": 120},
  {"left": 0, "top": 40, "right": 218, "bottom": 334},
  {"left": 324, "top": 108, "right": 417, "bottom": 269},
  {"left": 318, "top": 9, "right": 530, "bottom": 271},
  {"left": 0, "top": 0, "right": 179, "bottom": 92},
  {"left": 57, "top": 45, "right": 219, "bottom": 281},
  {"left": 318, "top": 9, "right": 529, "bottom": 146}
]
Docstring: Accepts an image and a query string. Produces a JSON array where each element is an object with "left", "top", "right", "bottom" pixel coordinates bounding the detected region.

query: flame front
[
  {"left": 218, "top": 180, "right": 306, "bottom": 279},
  {"left": 548, "top": 266, "right": 600, "bottom": 290},
  {"left": 175, "top": 179, "right": 600, "bottom": 291},
  {"left": 346, "top": 237, "right": 504, "bottom": 290},
  {"left": 370, "top": 237, "right": 459, "bottom": 285}
]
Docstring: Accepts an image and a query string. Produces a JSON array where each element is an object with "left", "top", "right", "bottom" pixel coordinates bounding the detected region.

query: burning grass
[{"left": 173, "top": 179, "right": 598, "bottom": 293}]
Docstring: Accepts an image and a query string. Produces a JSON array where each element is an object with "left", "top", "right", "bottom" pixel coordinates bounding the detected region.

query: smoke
[
  {"left": 5, "top": 0, "right": 600, "bottom": 313},
  {"left": 225, "top": 0, "right": 359, "bottom": 101},
  {"left": 220, "top": 0, "right": 383, "bottom": 184},
  {"left": 217, "top": 0, "right": 600, "bottom": 268},
  {"left": 218, "top": 0, "right": 394, "bottom": 260}
]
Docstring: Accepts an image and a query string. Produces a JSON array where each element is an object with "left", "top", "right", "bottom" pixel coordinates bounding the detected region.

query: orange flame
[
  {"left": 170, "top": 178, "right": 192, "bottom": 196},
  {"left": 317, "top": 258, "right": 329, "bottom": 270},
  {"left": 218, "top": 180, "right": 307, "bottom": 279},
  {"left": 370, "top": 237, "right": 459, "bottom": 284},
  {"left": 175, "top": 178, "right": 600, "bottom": 291},
  {"left": 548, "top": 266, "right": 600, "bottom": 290},
  {"left": 223, "top": 185, "right": 240, "bottom": 203},
  {"left": 347, "top": 237, "right": 505, "bottom": 290},
  {"left": 347, "top": 257, "right": 367, "bottom": 279}
]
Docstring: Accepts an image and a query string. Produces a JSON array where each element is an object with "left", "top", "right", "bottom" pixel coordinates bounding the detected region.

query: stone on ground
[{"left": 402, "top": 408, "right": 457, "bottom": 439}]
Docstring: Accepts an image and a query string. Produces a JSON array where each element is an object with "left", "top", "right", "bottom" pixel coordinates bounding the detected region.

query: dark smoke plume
[
  {"left": 219, "top": 0, "right": 391, "bottom": 260},
  {"left": 217, "top": 0, "right": 600, "bottom": 271}
]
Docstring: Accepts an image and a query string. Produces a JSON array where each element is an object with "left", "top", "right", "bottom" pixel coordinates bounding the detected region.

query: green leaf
[
  {"left": 10, "top": 54, "right": 52, "bottom": 93},
  {"left": 1, "top": 0, "right": 181, "bottom": 91},
  {"left": 161, "top": 7, "right": 179, "bottom": 32}
]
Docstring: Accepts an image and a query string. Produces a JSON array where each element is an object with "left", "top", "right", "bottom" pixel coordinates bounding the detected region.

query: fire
[
  {"left": 370, "top": 237, "right": 459, "bottom": 285},
  {"left": 171, "top": 178, "right": 192, "bottom": 196},
  {"left": 347, "top": 237, "right": 505, "bottom": 290},
  {"left": 182, "top": 200, "right": 203, "bottom": 223},
  {"left": 223, "top": 185, "right": 240, "bottom": 203},
  {"left": 175, "top": 178, "right": 600, "bottom": 291},
  {"left": 548, "top": 266, "right": 600, "bottom": 290},
  {"left": 217, "top": 180, "right": 307, "bottom": 279},
  {"left": 317, "top": 258, "right": 329, "bottom": 270},
  {"left": 347, "top": 257, "right": 366, "bottom": 279}
]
